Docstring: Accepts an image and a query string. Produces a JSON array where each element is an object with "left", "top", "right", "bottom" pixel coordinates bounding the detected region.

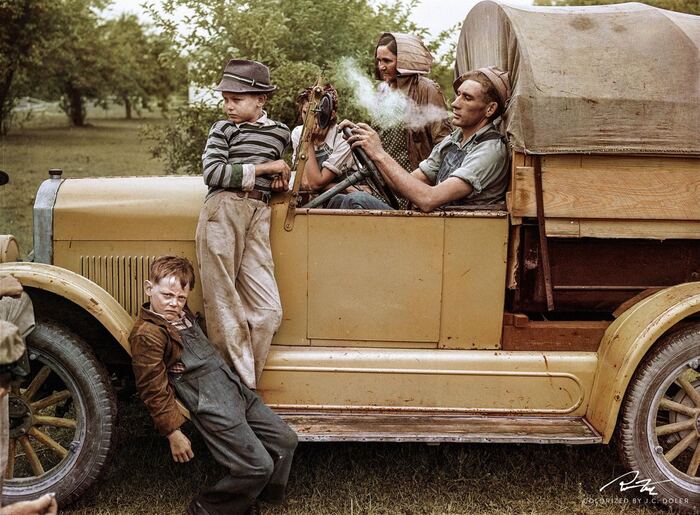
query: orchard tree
[
  {"left": 19, "top": 0, "right": 112, "bottom": 126},
  {"left": 48, "top": 1, "right": 112, "bottom": 126},
  {"left": 0, "top": 0, "right": 67, "bottom": 133},
  {"left": 103, "top": 14, "right": 187, "bottom": 119}
]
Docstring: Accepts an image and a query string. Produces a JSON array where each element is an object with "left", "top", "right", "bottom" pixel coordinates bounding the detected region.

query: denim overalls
[{"left": 170, "top": 321, "right": 297, "bottom": 515}]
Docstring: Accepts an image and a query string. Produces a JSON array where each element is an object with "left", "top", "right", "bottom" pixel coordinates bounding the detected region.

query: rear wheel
[
  {"left": 3, "top": 322, "right": 117, "bottom": 507},
  {"left": 618, "top": 323, "right": 700, "bottom": 512}
]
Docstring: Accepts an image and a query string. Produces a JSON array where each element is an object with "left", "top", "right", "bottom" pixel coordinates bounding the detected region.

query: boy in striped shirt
[{"left": 196, "top": 59, "right": 291, "bottom": 391}]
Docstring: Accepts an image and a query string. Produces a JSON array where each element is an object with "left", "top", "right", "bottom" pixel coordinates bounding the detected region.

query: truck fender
[
  {"left": 586, "top": 281, "right": 700, "bottom": 442},
  {"left": 0, "top": 262, "right": 133, "bottom": 355}
]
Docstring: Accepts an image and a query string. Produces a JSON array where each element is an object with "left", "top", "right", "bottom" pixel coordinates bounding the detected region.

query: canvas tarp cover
[{"left": 455, "top": 1, "right": 700, "bottom": 154}]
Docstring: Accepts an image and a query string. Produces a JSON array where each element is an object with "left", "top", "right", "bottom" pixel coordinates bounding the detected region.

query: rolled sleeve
[
  {"left": 449, "top": 141, "right": 508, "bottom": 196},
  {"left": 241, "top": 164, "right": 256, "bottom": 191},
  {"left": 291, "top": 126, "right": 302, "bottom": 164},
  {"left": 322, "top": 136, "right": 354, "bottom": 175},
  {"left": 418, "top": 144, "right": 443, "bottom": 184}
]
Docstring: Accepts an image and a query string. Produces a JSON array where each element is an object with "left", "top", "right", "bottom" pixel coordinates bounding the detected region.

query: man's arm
[
  {"left": 374, "top": 152, "right": 472, "bottom": 212},
  {"left": 342, "top": 122, "right": 472, "bottom": 212}
]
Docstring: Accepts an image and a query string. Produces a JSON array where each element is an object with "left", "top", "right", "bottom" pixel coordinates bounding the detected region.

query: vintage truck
[{"left": 1, "top": 0, "right": 698, "bottom": 511}]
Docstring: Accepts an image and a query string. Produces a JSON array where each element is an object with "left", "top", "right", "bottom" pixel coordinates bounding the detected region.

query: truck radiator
[{"left": 80, "top": 255, "right": 156, "bottom": 317}]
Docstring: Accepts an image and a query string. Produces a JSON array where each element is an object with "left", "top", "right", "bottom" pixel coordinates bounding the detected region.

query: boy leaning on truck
[
  {"left": 195, "top": 59, "right": 291, "bottom": 391},
  {"left": 129, "top": 256, "right": 298, "bottom": 515}
]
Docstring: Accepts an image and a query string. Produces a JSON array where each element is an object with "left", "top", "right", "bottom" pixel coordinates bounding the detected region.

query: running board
[{"left": 279, "top": 412, "right": 602, "bottom": 444}]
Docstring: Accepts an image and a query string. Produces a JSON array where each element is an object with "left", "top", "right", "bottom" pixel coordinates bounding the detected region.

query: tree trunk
[
  {"left": 124, "top": 96, "right": 132, "bottom": 119},
  {"left": 0, "top": 0, "right": 33, "bottom": 135},
  {"left": 0, "top": 70, "right": 15, "bottom": 136},
  {"left": 67, "top": 86, "right": 86, "bottom": 126}
]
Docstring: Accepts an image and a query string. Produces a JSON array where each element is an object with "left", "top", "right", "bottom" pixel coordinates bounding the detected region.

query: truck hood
[{"left": 53, "top": 176, "right": 207, "bottom": 241}]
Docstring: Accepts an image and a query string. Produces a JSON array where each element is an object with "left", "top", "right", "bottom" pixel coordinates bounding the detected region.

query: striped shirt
[{"left": 201, "top": 111, "right": 291, "bottom": 199}]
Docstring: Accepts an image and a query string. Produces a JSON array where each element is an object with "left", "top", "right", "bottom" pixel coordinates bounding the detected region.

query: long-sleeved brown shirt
[{"left": 129, "top": 305, "right": 190, "bottom": 436}]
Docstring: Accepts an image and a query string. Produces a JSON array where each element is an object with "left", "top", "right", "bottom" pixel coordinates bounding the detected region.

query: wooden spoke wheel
[
  {"left": 618, "top": 323, "right": 700, "bottom": 512},
  {"left": 3, "top": 322, "right": 116, "bottom": 507}
]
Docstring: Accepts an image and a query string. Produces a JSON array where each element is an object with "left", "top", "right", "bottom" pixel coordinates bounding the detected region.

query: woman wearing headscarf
[{"left": 374, "top": 32, "right": 452, "bottom": 174}]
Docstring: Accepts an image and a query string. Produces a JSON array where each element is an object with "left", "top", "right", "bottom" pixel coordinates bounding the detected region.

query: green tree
[
  {"left": 534, "top": 0, "right": 699, "bottom": 15},
  {"left": 18, "top": 0, "right": 112, "bottom": 127},
  {"left": 145, "top": 0, "right": 451, "bottom": 174},
  {"left": 0, "top": 0, "right": 66, "bottom": 133},
  {"left": 102, "top": 14, "right": 187, "bottom": 119}
]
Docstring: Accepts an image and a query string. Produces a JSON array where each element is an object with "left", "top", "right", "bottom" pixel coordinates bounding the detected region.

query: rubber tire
[
  {"left": 617, "top": 323, "right": 700, "bottom": 513},
  {"left": 2, "top": 322, "right": 117, "bottom": 507}
]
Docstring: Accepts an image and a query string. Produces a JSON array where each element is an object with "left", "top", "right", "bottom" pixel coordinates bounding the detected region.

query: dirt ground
[{"left": 0, "top": 118, "right": 676, "bottom": 514}]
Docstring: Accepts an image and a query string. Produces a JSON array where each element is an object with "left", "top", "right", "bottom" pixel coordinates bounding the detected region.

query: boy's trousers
[
  {"left": 195, "top": 191, "right": 283, "bottom": 390},
  {"left": 172, "top": 322, "right": 297, "bottom": 515}
]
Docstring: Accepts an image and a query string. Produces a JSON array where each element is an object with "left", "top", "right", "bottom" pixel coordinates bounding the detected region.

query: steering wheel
[{"left": 340, "top": 126, "right": 400, "bottom": 209}]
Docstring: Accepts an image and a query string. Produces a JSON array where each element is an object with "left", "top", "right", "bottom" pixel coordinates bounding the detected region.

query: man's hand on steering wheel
[
  {"left": 338, "top": 121, "right": 387, "bottom": 162},
  {"left": 338, "top": 120, "right": 401, "bottom": 209}
]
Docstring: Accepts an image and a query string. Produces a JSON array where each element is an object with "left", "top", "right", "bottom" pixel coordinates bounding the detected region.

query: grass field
[
  {"left": 63, "top": 398, "right": 667, "bottom": 515},
  {"left": 0, "top": 119, "right": 674, "bottom": 514}
]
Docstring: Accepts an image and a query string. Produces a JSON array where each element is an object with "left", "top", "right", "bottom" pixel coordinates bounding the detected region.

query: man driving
[{"left": 329, "top": 66, "right": 511, "bottom": 212}]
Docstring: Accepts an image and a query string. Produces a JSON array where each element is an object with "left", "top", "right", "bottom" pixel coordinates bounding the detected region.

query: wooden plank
[
  {"left": 546, "top": 219, "right": 580, "bottom": 237},
  {"left": 502, "top": 320, "right": 609, "bottom": 352},
  {"left": 542, "top": 154, "right": 582, "bottom": 170},
  {"left": 578, "top": 219, "right": 700, "bottom": 239},
  {"left": 280, "top": 412, "right": 601, "bottom": 444},
  {"left": 512, "top": 165, "right": 700, "bottom": 220},
  {"left": 579, "top": 155, "right": 700, "bottom": 171},
  {"left": 506, "top": 226, "right": 521, "bottom": 290},
  {"left": 544, "top": 219, "right": 700, "bottom": 239},
  {"left": 510, "top": 151, "right": 527, "bottom": 195}
]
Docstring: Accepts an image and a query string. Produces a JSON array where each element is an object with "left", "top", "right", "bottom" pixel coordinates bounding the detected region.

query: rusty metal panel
[
  {"left": 270, "top": 202, "right": 309, "bottom": 346},
  {"left": 259, "top": 347, "right": 597, "bottom": 417},
  {"left": 587, "top": 282, "right": 700, "bottom": 442},
  {"left": 280, "top": 412, "right": 601, "bottom": 444},
  {"left": 53, "top": 241, "right": 204, "bottom": 318},
  {"left": 440, "top": 216, "right": 508, "bottom": 349},
  {"left": 79, "top": 255, "right": 155, "bottom": 317},
  {"left": 0, "top": 262, "right": 133, "bottom": 352},
  {"left": 53, "top": 177, "right": 205, "bottom": 241},
  {"left": 307, "top": 214, "right": 443, "bottom": 343}
]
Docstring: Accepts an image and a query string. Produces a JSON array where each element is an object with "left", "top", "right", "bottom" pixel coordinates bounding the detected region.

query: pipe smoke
[{"left": 336, "top": 57, "right": 450, "bottom": 130}]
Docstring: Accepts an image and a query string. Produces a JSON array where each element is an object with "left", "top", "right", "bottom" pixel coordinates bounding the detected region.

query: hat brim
[{"left": 214, "top": 78, "right": 276, "bottom": 94}]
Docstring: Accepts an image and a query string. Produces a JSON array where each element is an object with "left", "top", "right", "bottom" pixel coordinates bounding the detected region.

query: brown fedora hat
[{"left": 214, "top": 59, "right": 277, "bottom": 94}]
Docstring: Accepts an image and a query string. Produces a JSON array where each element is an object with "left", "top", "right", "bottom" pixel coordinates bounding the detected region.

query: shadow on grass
[{"left": 65, "top": 398, "right": 670, "bottom": 515}]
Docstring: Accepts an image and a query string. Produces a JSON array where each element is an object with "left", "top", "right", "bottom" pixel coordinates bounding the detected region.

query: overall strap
[{"left": 474, "top": 128, "right": 505, "bottom": 144}]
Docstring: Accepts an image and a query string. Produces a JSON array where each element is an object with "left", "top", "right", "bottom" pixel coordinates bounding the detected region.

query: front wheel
[
  {"left": 3, "top": 322, "right": 117, "bottom": 507},
  {"left": 617, "top": 323, "right": 700, "bottom": 512}
]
